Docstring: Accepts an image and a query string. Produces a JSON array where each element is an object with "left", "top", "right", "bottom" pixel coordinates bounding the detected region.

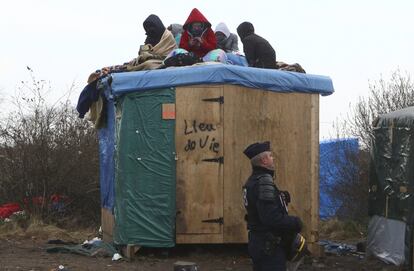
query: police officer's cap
[{"left": 243, "top": 141, "right": 270, "bottom": 159}]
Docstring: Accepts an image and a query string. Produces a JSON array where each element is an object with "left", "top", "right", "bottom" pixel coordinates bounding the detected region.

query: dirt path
[{"left": 0, "top": 238, "right": 404, "bottom": 271}]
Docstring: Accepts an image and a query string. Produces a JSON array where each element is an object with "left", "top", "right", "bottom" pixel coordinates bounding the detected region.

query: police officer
[{"left": 242, "top": 141, "right": 303, "bottom": 271}]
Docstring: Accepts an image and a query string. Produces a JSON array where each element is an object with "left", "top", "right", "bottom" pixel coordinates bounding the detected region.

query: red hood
[{"left": 183, "top": 8, "right": 211, "bottom": 29}]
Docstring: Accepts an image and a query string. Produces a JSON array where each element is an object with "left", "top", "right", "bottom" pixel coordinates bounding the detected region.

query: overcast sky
[{"left": 1, "top": 0, "right": 413, "bottom": 139}]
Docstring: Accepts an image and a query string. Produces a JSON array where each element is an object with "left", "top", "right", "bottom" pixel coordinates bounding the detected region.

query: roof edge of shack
[{"left": 102, "top": 64, "right": 334, "bottom": 96}]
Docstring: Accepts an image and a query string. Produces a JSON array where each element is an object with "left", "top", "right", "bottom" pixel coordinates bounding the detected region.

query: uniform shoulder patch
[{"left": 257, "top": 175, "right": 277, "bottom": 201}]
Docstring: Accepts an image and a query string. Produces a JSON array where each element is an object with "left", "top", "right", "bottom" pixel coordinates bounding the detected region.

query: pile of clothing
[{"left": 0, "top": 203, "right": 21, "bottom": 219}]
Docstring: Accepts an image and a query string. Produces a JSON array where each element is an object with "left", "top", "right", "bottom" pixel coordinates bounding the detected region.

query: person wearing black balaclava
[
  {"left": 126, "top": 14, "right": 176, "bottom": 69},
  {"left": 237, "top": 22, "right": 276, "bottom": 69},
  {"left": 143, "top": 14, "right": 166, "bottom": 47}
]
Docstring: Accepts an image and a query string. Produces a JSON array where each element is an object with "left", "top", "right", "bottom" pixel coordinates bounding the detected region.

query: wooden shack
[{"left": 97, "top": 64, "right": 334, "bottom": 254}]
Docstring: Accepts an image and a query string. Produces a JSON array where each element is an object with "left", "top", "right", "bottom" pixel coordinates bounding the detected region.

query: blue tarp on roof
[
  {"left": 107, "top": 64, "right": 334, "bottom": 96},
  {"left": 320, "top": 138, "right": 359, "bottom": 219}
]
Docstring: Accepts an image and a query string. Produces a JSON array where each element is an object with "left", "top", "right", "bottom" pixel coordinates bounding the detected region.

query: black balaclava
[{"left": 143, "top": 14, "right": 166, "bottom": 46}]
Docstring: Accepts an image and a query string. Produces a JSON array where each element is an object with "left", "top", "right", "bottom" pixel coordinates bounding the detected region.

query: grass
[
  {"left": 1, "top": 213, "right": 368, "bottom": 244},
  {"left": 319, "top": 217, "right": 367, "bottom": 241},
  {"left": 0, "top": 214, "right": 97, "bottom": 242}
]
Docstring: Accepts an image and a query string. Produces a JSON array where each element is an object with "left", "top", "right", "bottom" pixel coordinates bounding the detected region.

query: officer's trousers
[{"left": 248, "top": 231, "right": 287, "bottom": 271}]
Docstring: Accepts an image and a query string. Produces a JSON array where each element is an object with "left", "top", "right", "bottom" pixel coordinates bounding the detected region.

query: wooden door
[{"left": 175, "top": 86, "right": 224, "bottom": 235}]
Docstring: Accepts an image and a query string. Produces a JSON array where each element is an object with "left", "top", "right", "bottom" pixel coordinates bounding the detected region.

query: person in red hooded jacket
[{"left": 179, "top": 8, "right": 217, "bottom": 58}]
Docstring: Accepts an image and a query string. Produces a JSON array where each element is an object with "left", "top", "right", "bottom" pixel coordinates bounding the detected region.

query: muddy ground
[{"left": 0, "top": 237, "right": 407, "bottom": 271}]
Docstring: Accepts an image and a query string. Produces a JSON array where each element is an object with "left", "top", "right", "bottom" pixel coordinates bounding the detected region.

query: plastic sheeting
[
  {"left": 369, "top": 106, "right": 414, "bottom": 267},
  {"left": 369, "top": 106, "right": 414, "bottom": 221},
  {"left": 319, "top": 138, "right": 359, "bottom": 218},
  {"left": 108, "top": 64, "right": 334, "bottom": 96},
  {"left": 226, "top": 53, "right": 248, "bottom": 67},
  {"left": 318, "top": 240, "right": 358, "bottom": 256},
  {"left": 366, "top": 215, "right": 406, "bottom": 265},
  {"left": 98, "top": 97, "right": 115, "bottom": 210},
  {"left": 113, "top": 88, "right": 176, "bottom": 247}
]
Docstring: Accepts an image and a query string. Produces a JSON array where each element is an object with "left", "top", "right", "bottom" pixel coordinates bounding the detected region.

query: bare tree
[
  {"left": 0, "top": 68, "right": 100, "bottom": 226},
  {"left": 327, "top": 70, "right": 414, "bottom": 222},
  {"left": 344, "top": 70, "right": 414, "bottom": 149}
]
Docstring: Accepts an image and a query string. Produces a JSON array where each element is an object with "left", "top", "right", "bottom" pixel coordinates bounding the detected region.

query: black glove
[
  {"left": 280, "top": 190, "right": 291, "bottom": 204},
  {"left": 292, "top": 216, "right": 303, "bottom": 233}
]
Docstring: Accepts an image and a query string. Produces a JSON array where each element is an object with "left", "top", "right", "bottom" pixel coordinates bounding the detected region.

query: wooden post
[
  {"left": 307, "top": 242, "right": 325, "bottom": 258},
  {"left": 121, "top": 244, "right": 141, "bottom": 260},
  {"left": 101, "top": 208, "right": 114, "bottom": 243}
]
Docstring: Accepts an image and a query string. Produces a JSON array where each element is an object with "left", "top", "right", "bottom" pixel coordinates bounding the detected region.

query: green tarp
[
  {"left": 369, "top": 106, "right": 414, "bottom": 221},
  {"left": 369, "top": 106, "right": 414, "bottom": 266},
  {"left": 113, "top": 88, "right": 176, "bottom": 247}
]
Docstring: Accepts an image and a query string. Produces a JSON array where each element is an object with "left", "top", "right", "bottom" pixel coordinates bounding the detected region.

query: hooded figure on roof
[
  {"left": 126, "top": 14, "right": 177, "bottom": 71},
  {"left": 81, "top": 14, "right": 176, "bottom": 127},
  {"left": 179, "top": 8, "right": 217, "bottom": 57},
  {"left": 144, "top": 14, "right": 166, "bottom": 46},
  {"left": 237, "top": 22, "right": 276, "bottom": 69},
  {"left": 167, "top": 23, "right": 183, "bottom": 45},
  {"left": 89, "top": 15, "right": 176, "bottom": 82},
  {"left": 215, "top": 22, "right": 239, "bottom": 53}
]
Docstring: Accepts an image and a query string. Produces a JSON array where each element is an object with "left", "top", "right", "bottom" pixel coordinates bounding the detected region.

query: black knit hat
[
  {"left": 237, "top": 21, "right": 254, "bottom": 40},
  {"left": 243, "top": 141, "right": 270, "bottom": 159}
]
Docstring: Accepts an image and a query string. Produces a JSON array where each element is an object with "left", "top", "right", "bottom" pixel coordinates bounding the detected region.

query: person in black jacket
[
  {"left": 242, "top": 141, "right": 302, "bottom": 271},
  {"left": 237, "top": 22, "right": 276, "bottom": 69}
]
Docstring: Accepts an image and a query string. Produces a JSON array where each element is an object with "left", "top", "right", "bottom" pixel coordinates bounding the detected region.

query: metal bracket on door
[
  {"left": 202, "top": 157, "right": 224, "bottom": 164},
  {"left": 202, "top": 96, "right": 224, "bottom": 104},
  {"left": 202, "top": 217, "right": 224, "bottom": 225}
]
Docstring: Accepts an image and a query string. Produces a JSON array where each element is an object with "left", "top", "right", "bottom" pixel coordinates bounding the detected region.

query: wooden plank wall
[
  {"left": 309, "top": 94, "right": 320, "bottom": 252},
  {"left": 175, "top": 86, "right": 224, "bottom": 242},
  {"left": 103, "top": 84, "right": 320, "bottom": 249},
  {"left": 101, "top": 207, "right": 115, "bottom": 242},
  {"left": 222, "top": 85, "right": 320, "bottom": 247}
]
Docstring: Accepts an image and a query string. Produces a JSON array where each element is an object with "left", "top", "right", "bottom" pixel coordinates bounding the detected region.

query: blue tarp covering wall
[
  {"left": 320, "top": 138, "right": 359, "bottom": 219},
  {"left": 98, "top": 93, "right": 116, "bottom": 210}
]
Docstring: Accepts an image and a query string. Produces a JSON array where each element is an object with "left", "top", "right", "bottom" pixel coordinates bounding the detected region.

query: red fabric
[
  {"left": 32, "top": 196, "right": 45, "bottom": 205},
  {"left": 23, "top": 196, "right": 47, "bottom": 210},
  {"left": 183, "top": 8, "right": 211, "bottom": 28},
  {"left": 179, "top": 8, "right": 217, "bottom": 57},
  {"left": 50, "top": 194, "right": 60, "bottom": 203},
  {"left": 23, "top": 195, "right": 67, "bottom": 208},
  {"left": 50, "top": 194, "right": 69, "bottom": 203},
  {"left": 0, "top": 203, "right": 21, "bottom": 219}
]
